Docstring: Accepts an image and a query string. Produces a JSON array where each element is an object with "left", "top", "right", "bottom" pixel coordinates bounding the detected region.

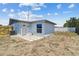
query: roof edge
[{"left": 9, "top": 18, "right": 56, "bottom": 25}]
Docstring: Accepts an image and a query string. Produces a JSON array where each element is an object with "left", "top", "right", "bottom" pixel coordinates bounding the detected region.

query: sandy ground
[{"left": 0, "top": 32, "right": 79, "bottom": 56}]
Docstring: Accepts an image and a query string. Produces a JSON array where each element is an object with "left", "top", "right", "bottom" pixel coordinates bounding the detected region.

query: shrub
[{"left": 0, "top": 26, "right": 12, "bottom": 36}]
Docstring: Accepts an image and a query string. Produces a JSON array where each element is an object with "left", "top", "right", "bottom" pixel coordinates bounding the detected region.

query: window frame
[{"left": 37, "top": 24, "right": 42, "bottom": 33}]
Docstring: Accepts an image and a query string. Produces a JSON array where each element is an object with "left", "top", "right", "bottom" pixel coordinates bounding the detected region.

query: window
[
  {"left": 37, "top": 24, "right": 42, "bottom": 33},
  {"left": 37, "top": 24, "right": 42, "bottom": 28}
]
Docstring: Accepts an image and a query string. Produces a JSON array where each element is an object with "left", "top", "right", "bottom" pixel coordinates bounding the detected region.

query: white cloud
[
  {"left": 1, "top": 3, "right": 7, "bottom": 5},
  {"left": 30, "top": 14, "right": 43, "bottom": 20},
  {"left": 56, "top": 4, "right": 62, "bottom": 9},
  {"left": 68, "top": 4, "right": 75, "bottom": 8},
  {"left": 17, "top": 11, "right": 44, "bottom": 20},
  {"left": 38, "top": 3, "right": 46, "bottom": 8},
  {"left": 19, "top": 3, "right": 46, "bottom": 11},
  {"left": 2, "top": 8, "right": 7, "bottom": 12},
  {"left": 2, "top": 8, "right": 15, "bottom": 13},
  {"left": 63, "top": 11, "right": 72, "bottom": 14},
  {"left": 47, "top": 13, "right": 52, "bottom": 16},
  {"left": 19, "top": 3, "right": 34, "bottom": 7},
  {"left": 54, "top": 12, "right": 58, "bottom": 15},
  {"left": 10, "top": 9, "right": 14, "bottom": 12},
  {"left": 19, "top": 3, "right": 46, "bottom": 8},
  {"left": 17, "top": 11, "right": 29, "bottom": 20},
  {"left": 8, "top": 13, "right": 15, "bottom": 18},
  {"left": 8, "top": 10, "right": 44, "bottom": 21},
  {"left": 32, "top": 7, "right": 41, "bottom": 10}
]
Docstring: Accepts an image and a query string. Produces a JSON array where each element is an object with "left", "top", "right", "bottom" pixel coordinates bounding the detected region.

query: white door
[{"left": 21, "top": 26, "right": 27, "bottom": 35}]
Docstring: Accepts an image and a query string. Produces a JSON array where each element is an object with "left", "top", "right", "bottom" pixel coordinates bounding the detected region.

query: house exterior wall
[
  {"left": 11, "top": 20, "right": 55, "bottom": 35},
  {"left": 31, "top": 21, "right": 45, "bottom": 35},
  {"left": 44, "top": 22, "right": 55, "bottom": 34},
  {"left": 18, "top": 22, "right": 31, "bottom": 35},
  {"left": 11, "top": 22, "right": 21, "bottom": 35},
  {"left": 11, "top": 22, "right": 30, "bottom": 35}
]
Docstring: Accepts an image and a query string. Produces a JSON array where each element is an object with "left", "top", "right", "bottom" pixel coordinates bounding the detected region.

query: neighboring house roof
[{"left": 9, "top": 18, "right": 56, "bottom": 25}]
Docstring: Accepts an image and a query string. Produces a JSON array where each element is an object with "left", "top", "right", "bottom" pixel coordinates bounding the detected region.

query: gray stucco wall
[
  {"left": 31, "top": 21, "right": 55, "bottom": 35},
  {"left": 11, "top": 22, "right": 30, "bottom": 35},
  {"left": 11, "top": 22, "right": 21, "bottom": 34},
  {"left": 31, "top": 21, "right": 45, "bottom": 35},
  {"left": 44, "top": 22, "right": 55, "bottom": 34}
]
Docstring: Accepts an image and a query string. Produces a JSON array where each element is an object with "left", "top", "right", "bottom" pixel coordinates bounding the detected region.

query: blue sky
[{"left": 0, "top": 3, "right": 79, "bottom": 26}]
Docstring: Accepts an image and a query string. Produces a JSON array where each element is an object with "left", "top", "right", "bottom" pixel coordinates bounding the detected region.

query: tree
[
  {"left": 64, "top": 17, "right": 79, "bottom": 27},
  {"left": 64, "top": 17, "right": 79, "bottom": 34}
]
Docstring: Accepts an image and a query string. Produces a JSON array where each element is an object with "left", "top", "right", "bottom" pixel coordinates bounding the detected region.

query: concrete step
[
  {"left": 21, "top": 35, "right": 44, "bottom": 41},
  {"left": 11, "top": 34, "right": 50, "bottom": 41}
]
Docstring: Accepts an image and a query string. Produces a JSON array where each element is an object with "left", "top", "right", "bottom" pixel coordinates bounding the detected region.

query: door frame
[{"left": 21, "top": 26, "right": 27, "bottom": 35}]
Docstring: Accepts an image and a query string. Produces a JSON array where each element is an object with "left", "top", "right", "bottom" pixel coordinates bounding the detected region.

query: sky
[{"left": 0, "top": 3, "right": 79, "bottom": 26}]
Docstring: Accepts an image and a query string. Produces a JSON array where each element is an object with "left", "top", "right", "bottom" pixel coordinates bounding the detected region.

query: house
[{"left": 9, "top": 18, "right": 56, "bottom": 35}]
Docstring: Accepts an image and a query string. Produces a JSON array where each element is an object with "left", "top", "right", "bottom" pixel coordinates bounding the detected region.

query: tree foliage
[
  {"left": 64, "top": 17, "right": 79, "bottom": 27},
  {"left": 63, "top": 17, "right": 79, "bottom": 34}
]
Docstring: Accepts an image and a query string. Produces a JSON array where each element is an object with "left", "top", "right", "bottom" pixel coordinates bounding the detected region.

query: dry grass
[
  {"left": 0, "top": 32, "right": 79, "bottom": 56},
  {"left": 0, "top": 26, "right": 12, "bottom": 35}
]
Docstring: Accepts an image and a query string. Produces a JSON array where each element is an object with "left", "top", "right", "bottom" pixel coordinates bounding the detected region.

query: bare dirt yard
[{"left": 0, "top": 32, "right": 79, "bottom": 56}]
